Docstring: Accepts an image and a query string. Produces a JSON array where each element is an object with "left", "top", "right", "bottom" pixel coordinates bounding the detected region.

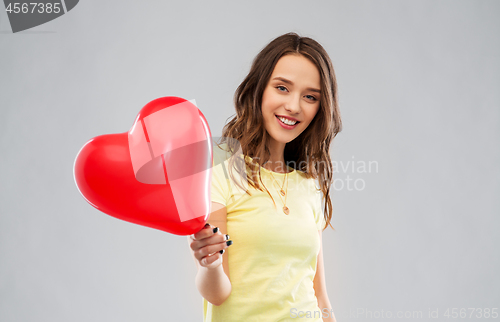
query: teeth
[{"left": 278, "top": 116, "right": 297, "bottom": 126}]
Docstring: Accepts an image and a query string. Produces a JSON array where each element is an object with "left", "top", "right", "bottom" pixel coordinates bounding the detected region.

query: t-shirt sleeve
[
  {"left": 313, "top": 180, "right": 326, "bottom": 231},
  {"left": 211, "top": 146, "right": 231, "bottom": 206}
]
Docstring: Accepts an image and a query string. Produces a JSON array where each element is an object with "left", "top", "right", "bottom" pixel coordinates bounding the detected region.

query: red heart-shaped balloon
[{"left": 74, "top": 97, "right": 212, "bottom": 235}]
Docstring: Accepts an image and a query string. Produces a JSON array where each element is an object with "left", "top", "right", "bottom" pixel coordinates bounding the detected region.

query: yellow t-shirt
[{"left": 203, "top": 143, "right": 326, "bottom": 322}]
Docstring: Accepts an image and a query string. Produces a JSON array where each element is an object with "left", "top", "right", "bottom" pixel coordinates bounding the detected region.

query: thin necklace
[{"left": 269, "top": 170, "right": 289, "bottom": 215}]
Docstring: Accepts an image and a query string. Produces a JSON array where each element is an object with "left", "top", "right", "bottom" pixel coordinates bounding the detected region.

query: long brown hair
[{"left": 217, "top": 32, "right": 342, "bottom": 230}]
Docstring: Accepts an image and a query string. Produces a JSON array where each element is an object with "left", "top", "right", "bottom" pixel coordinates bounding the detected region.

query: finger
[
  {"left": 192, "top": 223, "right": 220, "bottom": 241},
  {"left": 192, "top": 223, "right": 212, "bottom": 240},
  {"left": 194, "top": 240, "right": 231, "bottom": 262},
  {"left": 200, "top": 252, "right": 221, "bottom": 267},
  {"left": 190, "top": 232, "right": 229, "bottom": 252}
]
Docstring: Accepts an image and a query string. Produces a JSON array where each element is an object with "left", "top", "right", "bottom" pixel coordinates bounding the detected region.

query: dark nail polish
[
  {"left": 225, "top": 234, "right": 230, "bottom": 241},
  {"left": 213, "top": 227, "right": 219, "bottom": 234},
  {"left": 219, "top": 249, "right": 224, "bottom": 254},
  {"left": 204, "top": 223, "right": 210, "bottom": 228},
  {"left": 226, "top": 240, "right": 233, "bottom": 246}
]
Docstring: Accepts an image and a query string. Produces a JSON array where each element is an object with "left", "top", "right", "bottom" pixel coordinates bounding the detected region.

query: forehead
[{"left": 271, "top": 54, "right": 321, "bottom": 87}]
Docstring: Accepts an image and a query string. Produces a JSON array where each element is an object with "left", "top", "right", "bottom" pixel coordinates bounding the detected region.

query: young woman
[{"left": 187, "top": 32, "right": 342, "bottom": 321}]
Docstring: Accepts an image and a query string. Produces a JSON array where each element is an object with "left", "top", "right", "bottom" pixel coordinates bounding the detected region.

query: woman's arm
[
  {"left": 313, "top": 230, "right": 337, "bottom": 322},
  {"left": 187, "top": 202, "right": 232, "bottom": 306}
]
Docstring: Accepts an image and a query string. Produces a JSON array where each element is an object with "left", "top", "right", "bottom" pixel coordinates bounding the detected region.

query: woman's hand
[
  {"left": 188, "top": 223, "right": 232, "bottom": 270},
  {"left": 188, "top": 204, "right": 232, "bottom": 305}
]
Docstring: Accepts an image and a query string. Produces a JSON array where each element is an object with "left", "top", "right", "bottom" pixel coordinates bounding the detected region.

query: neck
[{"left": 263, "top": 140, "right": 289, "bottom": 173}]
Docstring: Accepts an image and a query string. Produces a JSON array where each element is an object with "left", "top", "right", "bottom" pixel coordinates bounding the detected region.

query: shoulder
[
  {"left": 212, "top": 142, "right": 232, "bottom": 166},
  {"left": 292, "top": 168, "right": 318, "bottom": 187},
  {"left": 287, "top": 170, "right": 320, "bottom": 198}
]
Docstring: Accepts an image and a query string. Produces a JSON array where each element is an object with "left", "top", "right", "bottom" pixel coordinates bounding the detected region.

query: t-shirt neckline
[{"left": 243, "top": 155, "right": 296, "bottom": 176}]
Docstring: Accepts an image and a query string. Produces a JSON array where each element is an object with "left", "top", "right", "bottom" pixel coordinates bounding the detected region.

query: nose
[{"left": 284, "top": 94, "right": 301, "bottom": 115}]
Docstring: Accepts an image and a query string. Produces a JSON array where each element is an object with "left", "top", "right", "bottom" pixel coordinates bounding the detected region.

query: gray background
[{"left": 1, "top": 1, "right": 499, "bottom": 321}]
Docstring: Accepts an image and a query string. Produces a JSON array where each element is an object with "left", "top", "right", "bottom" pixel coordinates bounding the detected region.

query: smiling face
[{"left": 261, "top": 54, "right": 321, "bottom": 154}]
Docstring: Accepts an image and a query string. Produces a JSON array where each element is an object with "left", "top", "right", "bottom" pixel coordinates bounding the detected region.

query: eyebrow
[{"left": 271, "top": 77, "right": 321, "bottom": 93}]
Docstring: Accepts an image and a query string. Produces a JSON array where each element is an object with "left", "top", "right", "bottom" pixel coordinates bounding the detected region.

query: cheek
[
  {"left": 311, "top": 106, "right": 320, "bottom": 121},
  {"left": 261, "top": 92, "right": 273, "bottom": 121},
  {"left": 302, "top": 107, "right": 320, "bottom": 128},
  {"left": 261, "top": 88, "right": 280, "bottom": 110}
]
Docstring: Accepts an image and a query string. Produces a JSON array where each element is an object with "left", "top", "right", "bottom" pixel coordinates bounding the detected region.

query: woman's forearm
[
  {"left": 195, "top": 264, "right": 232, "bottom": 306},
  {"left": 318, "top": 295, "right": 336, "bottom": 322}
]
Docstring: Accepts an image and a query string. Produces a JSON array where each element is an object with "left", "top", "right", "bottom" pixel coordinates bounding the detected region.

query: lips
[
  {"left": 276, "top": 115, "right": 300, "bottom": 123},
  {"left": 275, "top": 115, "right": 299, "bottom": 129}
]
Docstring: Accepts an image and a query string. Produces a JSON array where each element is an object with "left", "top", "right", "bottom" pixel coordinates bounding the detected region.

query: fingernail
[
  {"left": 204, "top": 223, "right": 210, "bottom": 228},
  {"left": 225, "top": 234, "right": 230, "bottom": 241},
  {"left": 213, "top": 227, "right": 219, "bottom": 234},
  {"left": 219, "top": 249, "right": 225, "bottom": 254},
  {"left": 226, "top": 240, "right": 233, "bottom": 246}
]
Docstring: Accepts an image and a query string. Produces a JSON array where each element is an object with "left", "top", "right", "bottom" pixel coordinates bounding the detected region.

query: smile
[{"left": 276, "top": 115, "right": 299, "bottom": 129}]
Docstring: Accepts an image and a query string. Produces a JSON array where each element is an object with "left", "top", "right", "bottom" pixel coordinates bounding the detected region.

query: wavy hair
[{"left": 217, "top": 32, "right": 342, "bottom": 230}]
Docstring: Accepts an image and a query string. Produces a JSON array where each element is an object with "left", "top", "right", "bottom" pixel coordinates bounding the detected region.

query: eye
[
  {"left": 276, "top": 85, "right": 288, "bottom": 92},
  {"left": 305, "top": 95, "right": 318, "bottom": 101}
]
